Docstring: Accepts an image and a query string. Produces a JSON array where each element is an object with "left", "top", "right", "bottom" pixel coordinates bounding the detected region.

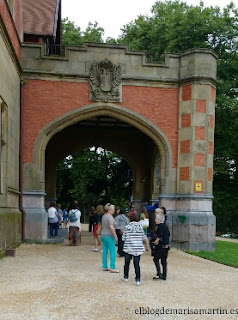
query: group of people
[
  {"left": 48, "top": 200, "right": 170, "bottom": 285},
  {"left": 47, "top": 201, "right": 81, "bottom": 245},
  {"left": 89, "top": 202, "right": 170, "bottom": 285}
]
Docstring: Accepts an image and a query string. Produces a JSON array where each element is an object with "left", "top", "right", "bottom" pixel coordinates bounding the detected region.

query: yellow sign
[{"left": 195, "top": 183, "right": 202, "bottom": 191}]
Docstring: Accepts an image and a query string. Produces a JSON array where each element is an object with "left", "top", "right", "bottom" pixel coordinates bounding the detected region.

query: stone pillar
[
  {"left": 170, "top": 49, "right": 217, "bottom": 251},
  {"left": 159, "top": 194, "right": 215, "bottom": 251},
  {"left": 23, "top": 190, "right": 48, "bottom": 241}
]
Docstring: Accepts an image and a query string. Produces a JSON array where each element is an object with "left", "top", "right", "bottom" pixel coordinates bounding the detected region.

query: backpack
[{"left": 70, "top": 209, "right": 78, "bottom": 222}]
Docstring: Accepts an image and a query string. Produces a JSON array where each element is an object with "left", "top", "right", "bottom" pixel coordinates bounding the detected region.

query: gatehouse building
[{"left": 0, "top": 0, "right": 217, "bottom": 255}]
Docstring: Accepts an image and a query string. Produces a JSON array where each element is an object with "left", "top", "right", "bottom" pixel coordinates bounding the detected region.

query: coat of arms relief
[{"left": 89, "top": 59, "right": 122, "bottom": 102}]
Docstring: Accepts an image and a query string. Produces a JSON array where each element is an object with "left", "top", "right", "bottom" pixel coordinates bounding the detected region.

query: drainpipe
[{"left": 19, "top": 82, "right": 26, "bottom": 242}]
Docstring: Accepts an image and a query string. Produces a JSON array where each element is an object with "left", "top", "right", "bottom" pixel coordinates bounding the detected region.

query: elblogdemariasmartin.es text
[{"left": 134, "top": 307, "right": 238, "bottom": 316}]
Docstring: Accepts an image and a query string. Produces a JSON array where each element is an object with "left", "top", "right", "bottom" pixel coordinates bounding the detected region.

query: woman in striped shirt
[{"left": 122, "top": 212, "right": 149, "bottom": 286}]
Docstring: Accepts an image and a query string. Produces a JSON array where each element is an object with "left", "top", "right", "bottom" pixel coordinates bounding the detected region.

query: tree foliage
[
  {"left": 62, "top": 18, "right": 105, "bottom": 45},
  {"left": 56, "top": 148, "right": 133, "bottom": 221}
]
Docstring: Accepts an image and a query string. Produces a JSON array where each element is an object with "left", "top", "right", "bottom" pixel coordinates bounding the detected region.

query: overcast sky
[{"left": 62, "top": 0, "right": 236, "bottom": 40}]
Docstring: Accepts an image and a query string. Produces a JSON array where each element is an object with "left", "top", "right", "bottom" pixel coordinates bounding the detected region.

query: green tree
[
  {"left": 62, "top": 18, "right": 105, "bottom": 46},
  {"left": 62, "top": 17, "right": 83, "bottom": 46},
  {"left": 56, "top": 148, "right": 133, "bottom": 222}
]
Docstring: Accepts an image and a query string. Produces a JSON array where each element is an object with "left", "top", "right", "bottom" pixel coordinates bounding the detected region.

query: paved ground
[
  {"left": 0, "top": 225, "right": 237, "bottom": 320},
  {"left": 215, "top": 236, "right": 238, "bottom": 243}
]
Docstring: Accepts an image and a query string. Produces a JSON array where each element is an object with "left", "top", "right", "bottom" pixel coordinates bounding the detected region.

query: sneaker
[
  {"left": 102, "top": 268, "right": 109, "bottom": 271},
  {"left": 100, "top": 250, "right": 103, "bottom": 253},
  {"left": 121, "top": 278, "right": 128, "bottom": 282},
  {"left": 110, "top": 269, "right": 120, "bottom": 273},
  {"left": 136, "top": 281, "right": 141, "bottom": 286},
  {"left": 93, "top": 248, "right": 99, "bottom": 252}
]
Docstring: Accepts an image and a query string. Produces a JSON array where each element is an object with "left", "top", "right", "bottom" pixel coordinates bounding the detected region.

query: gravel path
[{"left": 0, "top": 226, "right": 237, "bottom": 320}]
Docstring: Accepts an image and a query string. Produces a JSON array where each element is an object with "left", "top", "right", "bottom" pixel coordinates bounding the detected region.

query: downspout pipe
[{"left": 19, "top": 82, "right": 26, "bottom": 242}]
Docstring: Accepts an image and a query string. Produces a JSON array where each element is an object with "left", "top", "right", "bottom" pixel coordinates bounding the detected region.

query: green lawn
[{"left": 186, "top": 240, "right": 238, "bottom": 268}]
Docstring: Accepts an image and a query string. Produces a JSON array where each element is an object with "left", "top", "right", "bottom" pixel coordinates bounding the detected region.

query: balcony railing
[
  {"left": 145, "top": 51, "right": 165, "bottom": 63},
  {"left": 45, "top": 44, "right": 65, "bottom": 56}
]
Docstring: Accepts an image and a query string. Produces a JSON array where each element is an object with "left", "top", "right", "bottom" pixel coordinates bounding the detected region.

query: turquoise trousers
[{"left": 101, "top": 235, "right": 116, "bottom": 270}]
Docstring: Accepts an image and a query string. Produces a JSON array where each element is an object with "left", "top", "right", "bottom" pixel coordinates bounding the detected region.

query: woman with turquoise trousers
[{"left": 100, "top": 203, "right": 119, "bottom": 273}]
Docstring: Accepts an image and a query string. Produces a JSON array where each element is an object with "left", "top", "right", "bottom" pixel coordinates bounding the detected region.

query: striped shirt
[{"left": 122, "top": 222, "right": 146, "bottom": 256}]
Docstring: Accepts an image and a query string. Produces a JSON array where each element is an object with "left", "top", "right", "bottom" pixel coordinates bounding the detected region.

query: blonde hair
[
  {"left": 105, "top": 203, "right": 115, "bottom": 212},
  {"left": 155, "top": 212, "right": 165, "bottom": 223},
  {"left": 155, "top": 208, "right": 162, "bottom": 214},
  {"left": 96, "top": 204, "right": 104, "bottom": 215}
]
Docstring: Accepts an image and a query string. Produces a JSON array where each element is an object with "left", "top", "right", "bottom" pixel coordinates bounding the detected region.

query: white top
[
  {"left": 68, "top": 209, "right": 81, "bottom": 229},
  {"left": 122, "top": 222, "right": 146, "bottom": 256},
  {"left": 48, "top": 206, "right": 57, "bottom": 219}
]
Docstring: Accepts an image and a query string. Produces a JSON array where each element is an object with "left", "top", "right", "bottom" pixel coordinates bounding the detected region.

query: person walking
[
  {"left": 152, "top": 211, "right": 170, "bottom": 280},
  {"left": 62, "top": 208, "right": 68, "bottom": 229},
  {"left": 100, "top": 203, "right": 119, "bottom": 273},
  {"left": 48, "top": 201, "right": 59, "bottom": 238},
  {"left": 56, "top": 203, "right": 63, "bottom": 229},
  {"left": 92, "top": 204, "right": 104, "bottom": 252},
  {"left": 114, "top": 208, "right": 129, "bottom": 257},
  {"left": 68, "top": 201, "right": 81, "bottom": 246},
  {"left": 89, "top": 206, "right": 95, "bottom": 232},
  {"left": 122, "top": 212, "right": 149, "bottom": 286}
]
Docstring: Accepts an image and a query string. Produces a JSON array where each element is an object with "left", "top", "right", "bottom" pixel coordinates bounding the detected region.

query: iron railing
[
  {"left": 145, "top": 51, "right": 165, "bottom": 63},
  {"left": 45, "top": 44, "right": 66, "bottom": 56}
]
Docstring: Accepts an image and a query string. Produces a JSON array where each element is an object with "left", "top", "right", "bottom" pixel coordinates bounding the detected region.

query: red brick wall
[
  {"left": 0, "top": 0, "right": 21, "bottom": 59},
  {"left": 182, "top": 84, "right": 192, "bottom": 101},
  {"left": 180, "top": 167, "right": 190, "bottom": 180},
  {"left": 210, "top": 86, "right": 215, "bottom": 102},
  {"left": 181, "top": 113, "right": 191, "bottom": 127},
  {"left": 209, "top": 115, "right": 214, "bottom": 129},
  {"left": 195, "top": 126, "right": 206, "bottom": 140},
  {"left": 180, "top": 140, "right": 190, "bottom": 154},
  {"left": 208, "top": 168, "right": 213, "bottom": 181},
  {"left": 208, "top": 142, "right": 214, "bottom": 155},
  {"left": 196, "top": 99, "right": 206, "bottom": 113},
  {"left": 194, "top": 153, "right": 205, "bottom": 167},
  {"left": 22, "top": 80, "right": 179, "bottom": 168}
]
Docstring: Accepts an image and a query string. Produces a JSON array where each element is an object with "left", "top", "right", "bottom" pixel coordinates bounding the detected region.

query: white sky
[{"left": 62, "top": 0, "right": 237, "bottom": 40}]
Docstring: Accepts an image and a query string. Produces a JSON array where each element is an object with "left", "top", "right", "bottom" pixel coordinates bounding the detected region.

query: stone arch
[{"left": 33, "top": 102, "right": 173, "bottom": 194}]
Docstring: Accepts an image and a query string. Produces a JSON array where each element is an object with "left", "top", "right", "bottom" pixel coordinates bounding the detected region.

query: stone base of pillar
[
  {"left": 159, "top": 194, "right": 216, "bottom": 252},
  {"left": 23, "top": 190, "right": 48, "bottom": 241}
]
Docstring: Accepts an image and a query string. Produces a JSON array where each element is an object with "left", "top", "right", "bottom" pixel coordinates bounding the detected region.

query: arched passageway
[
  {"left": 23, "top": 104, "right": 172, "bottom": 242},
  {"left": 45, "top": 115, "right": 162, "bottom": 212}
]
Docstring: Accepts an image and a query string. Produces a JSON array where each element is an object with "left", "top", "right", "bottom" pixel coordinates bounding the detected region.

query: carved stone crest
[{"left": 89, "top": 59, "right": 122, "bottom": 102}]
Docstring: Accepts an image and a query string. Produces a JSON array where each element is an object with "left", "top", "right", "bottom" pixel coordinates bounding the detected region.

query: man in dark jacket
[{"left": 152, "top": 210, "right": 170, "bottom": 280}]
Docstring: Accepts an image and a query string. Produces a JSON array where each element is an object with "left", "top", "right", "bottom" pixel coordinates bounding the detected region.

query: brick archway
[
  {"left": 43, "top": 104, "right": 173, "bottom": 210},
  {"left": 23, "top": 103, "right": 172, "bottom": 241}
]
